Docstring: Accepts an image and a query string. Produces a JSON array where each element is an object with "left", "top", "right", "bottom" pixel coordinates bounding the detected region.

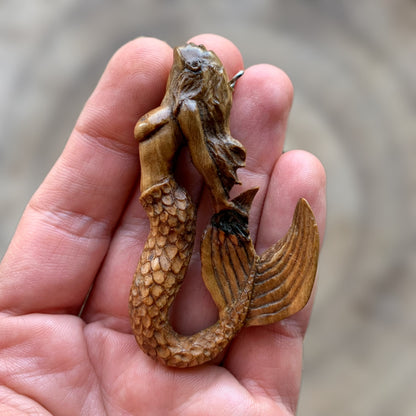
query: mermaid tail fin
[
  {"left": 200, "top": 189, "right": 258, "bottom": 313},
  {"left": 245, "top": 198, "right": 320, "bottom": 326},
  {"left": 202, "top": 193, "right": 319, "bottom": 328}
]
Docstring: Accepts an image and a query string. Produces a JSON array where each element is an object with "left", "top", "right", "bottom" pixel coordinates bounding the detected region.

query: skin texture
[{"left": 0, "top": 34, "right": 326, "bottom": 415}]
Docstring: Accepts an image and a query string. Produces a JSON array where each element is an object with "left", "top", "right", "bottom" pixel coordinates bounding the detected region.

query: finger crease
[
  {"left": 28, "top": 201, "right": 114, "bottom": 242},
  {"left": 74, "top": 126, "right": 139, "bottom": 159}
]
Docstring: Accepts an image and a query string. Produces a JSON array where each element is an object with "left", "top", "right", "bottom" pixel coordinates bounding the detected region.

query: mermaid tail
[
  {"left": 129, "top": 180, "right": 319, "bottom": 367},
  {"left": 129, "top": 179, "right": 256, "bottom": 367}
]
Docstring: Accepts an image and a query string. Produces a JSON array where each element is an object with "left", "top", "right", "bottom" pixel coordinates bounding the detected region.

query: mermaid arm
[
  {"left": 177, "top": 99, "right": 233, "bottom": 211},
  {"left": 136, "top": 105, "right": 182, "bottom": 192},
  {"left": 134, "top": 106, "right": 172, "bottom": 142}
]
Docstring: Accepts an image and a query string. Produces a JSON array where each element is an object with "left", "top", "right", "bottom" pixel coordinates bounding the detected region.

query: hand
[{"left": 0, "top": 34, "right": 326, "bottom": 415}]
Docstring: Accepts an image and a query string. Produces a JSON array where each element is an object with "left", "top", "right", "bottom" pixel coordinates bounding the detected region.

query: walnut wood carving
[{"left": 129, "top": 43, "right": 320, "bottom": 367}]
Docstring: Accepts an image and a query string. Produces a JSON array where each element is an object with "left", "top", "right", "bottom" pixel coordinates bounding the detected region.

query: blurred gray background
[{"left": 1, "top": 1, "right": 415, "bottom": 414}]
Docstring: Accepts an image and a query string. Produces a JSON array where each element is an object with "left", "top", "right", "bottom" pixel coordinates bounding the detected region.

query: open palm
[{"left": 0, "top": 34, "right": 326, "bottom": 415}]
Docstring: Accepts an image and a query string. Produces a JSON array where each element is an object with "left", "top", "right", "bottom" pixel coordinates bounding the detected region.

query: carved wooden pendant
[{"left": 129, "top": 43, "right": 320, "bottom": 367}]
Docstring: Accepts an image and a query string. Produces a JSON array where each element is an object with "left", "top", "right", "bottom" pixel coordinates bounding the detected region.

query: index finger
[{"left": 0, "top": 38, "right": 172, "bottom": 314}]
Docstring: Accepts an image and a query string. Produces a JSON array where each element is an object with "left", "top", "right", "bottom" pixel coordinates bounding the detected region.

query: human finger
[
  {"left": 0, "top": 38, "right": 172, "bottom": 314},
  {"left": 163, "top": 53, "right": 295, "bottom": 340},
  {"left": 170, "top": 62, "right": 295, "bottom": 336},
  {"left": 224, "top": 150, "right": 326, "bottom": 412}
]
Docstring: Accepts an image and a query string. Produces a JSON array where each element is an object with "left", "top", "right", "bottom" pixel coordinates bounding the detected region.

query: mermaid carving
[{"left": 129, "top": 43, "right": 320, "bottom": 368}]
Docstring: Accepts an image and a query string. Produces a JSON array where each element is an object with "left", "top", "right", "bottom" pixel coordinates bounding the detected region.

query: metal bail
[{"left": 229, "top": 70, "right": 244, "bottom": 89}]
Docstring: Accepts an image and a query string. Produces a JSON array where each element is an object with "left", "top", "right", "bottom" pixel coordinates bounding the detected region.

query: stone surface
[{"left": 1, "top": 0, "right": 415, "bottom": 414}]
